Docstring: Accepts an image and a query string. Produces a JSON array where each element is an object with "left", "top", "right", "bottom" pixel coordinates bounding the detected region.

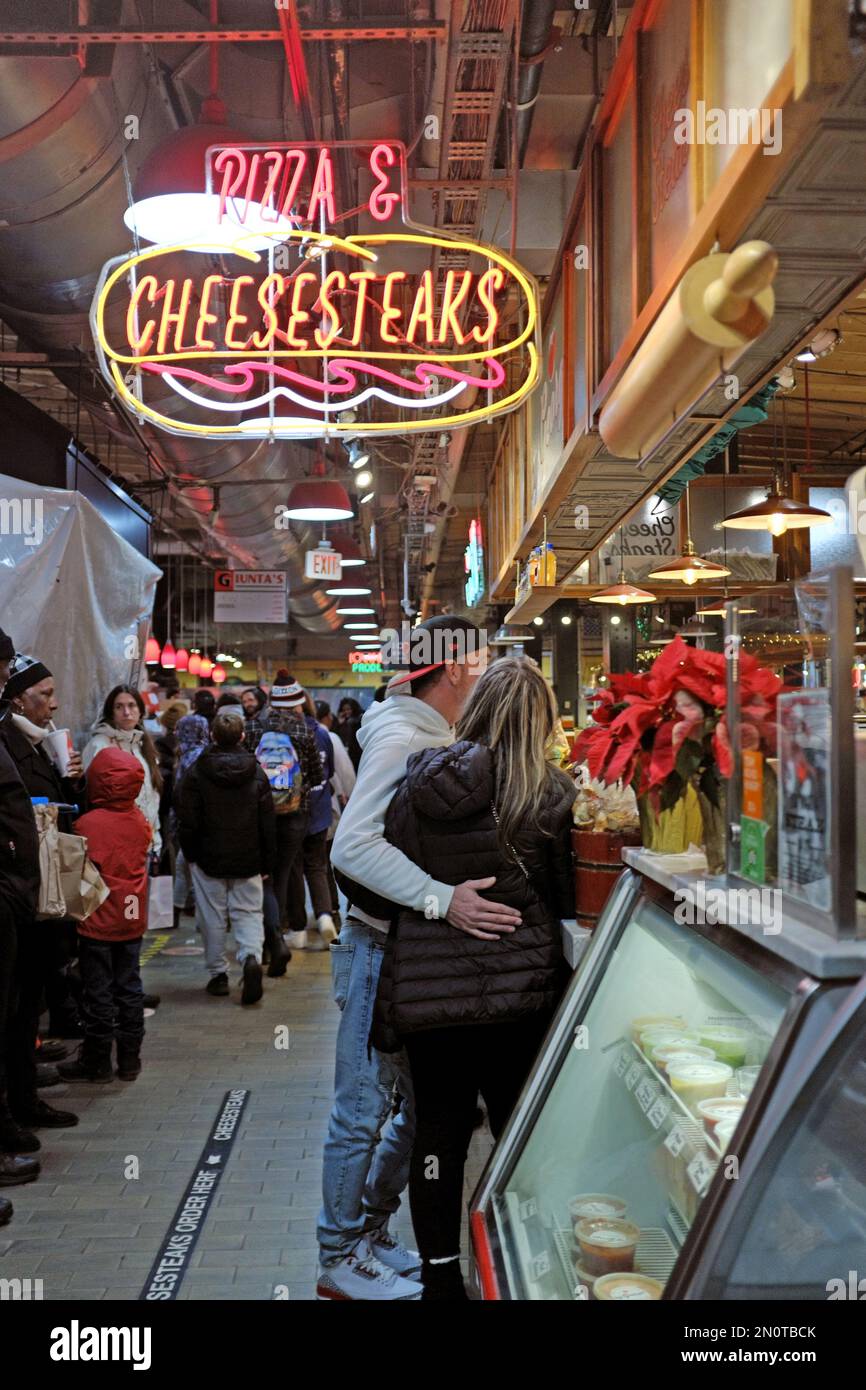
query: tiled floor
[{"left": 0, "top": 919, "right": 492, "bottom": 1301}]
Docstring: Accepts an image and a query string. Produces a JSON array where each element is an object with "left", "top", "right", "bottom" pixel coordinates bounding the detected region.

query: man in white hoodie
[{"left": 316, "top": 616, "right": 521, "bottom": 1300}]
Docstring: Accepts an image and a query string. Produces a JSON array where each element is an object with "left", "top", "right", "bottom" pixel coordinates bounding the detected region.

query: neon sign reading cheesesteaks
[{"left": 91, "top": 141, "right": 539, "bottom": 439}]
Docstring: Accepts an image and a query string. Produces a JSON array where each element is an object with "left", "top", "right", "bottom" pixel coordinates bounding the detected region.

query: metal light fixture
[
  {"left": 560, "top": 613, "right": 573, "bottom": 626},
  {"left": 325, "top": 586, "right": 372, "bottom": 596},
  {"left": 648, "top": 488, "right": 730, "bottom": 585},
  {"left": 649, "top": 624, "right": 678, "bottom": 645},
  {"left": 344, "top": 621, "right": 378, "bottom": 630},
  {"left": 360, "top": 491, "right": 375, "bottom": 505},
  {"left": 348, "top": 442, "right": 371, "bottom": 471},
  {"left": 283, "top": 479, "right": 354, "bottom": 522},
  {"left": 331, "top": 531, "right": 366, "bottom": 567},
  {"left": 355, "top": 470, "right": 373, "bottom": 489},
  {"left": 591, "top": 528, "right": 657, "bottom": 605},
  {"left": 721, "top": 394, "right": 831, "bottom": 538},
  {"left": 336, "top": 607, "right": 375, "bottom": 616}
]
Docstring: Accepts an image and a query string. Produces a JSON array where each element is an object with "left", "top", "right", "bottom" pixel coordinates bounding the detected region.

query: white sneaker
[
  {"left": 287, "top": 930, "right": 307, "bottom": 950},
  {"left": 317, "top": 913, "right": 338, "bottom": 944},
  {"left": 367, "top": 1226, "right": 422, "bottom": 1279},
  {"left": 316, "top": 1240, "right": 422, "bottom": 1301}
]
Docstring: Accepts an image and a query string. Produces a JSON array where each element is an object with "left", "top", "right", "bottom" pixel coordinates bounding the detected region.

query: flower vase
[
  {"left": 638, "top": 783, "right": 704, "bottom": 855},
  {"left": 696, "top": 783, "right": 727, "bottom": 876}
]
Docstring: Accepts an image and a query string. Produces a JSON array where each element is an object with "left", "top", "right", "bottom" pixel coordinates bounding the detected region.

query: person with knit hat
[
  {"left": 0, "top": 631, "right": 43, "bottom": 1205},
  {"left": 0, "top": 651, "right": 83, "bottom": 1137}
]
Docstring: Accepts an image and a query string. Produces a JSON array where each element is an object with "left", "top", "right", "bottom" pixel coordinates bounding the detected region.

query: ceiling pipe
[{"left": 496, "top": 0, "right": 559, "bottom": 169}]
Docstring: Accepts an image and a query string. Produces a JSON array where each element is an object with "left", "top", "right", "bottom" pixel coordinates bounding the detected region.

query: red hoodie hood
[{"left": 86, "top": 746, "right": 144, "bottom": 809}]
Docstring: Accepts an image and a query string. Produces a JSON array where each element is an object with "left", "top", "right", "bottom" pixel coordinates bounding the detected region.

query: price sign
[
  {"left": 636, "top": 1078, "right": 657, "bottom": 1113},
  {"left": 647, "top": 1096, "right": 670, "bottom": 1130},
  {"left": 665, "top": 1124, "right": 686, "bottom": 1158},
  {"left": 625, "top": 1061, "right": 642, "bottom": 1092},
  {"left": 614, "top": 1049, "right": 629, "bottom": 1079},
  {"left": 687, "top": 1152, "right": 714, "bottom": 1196},
  {"left": 530, "top": 1251, "right": 551, "bottom": 1280}
]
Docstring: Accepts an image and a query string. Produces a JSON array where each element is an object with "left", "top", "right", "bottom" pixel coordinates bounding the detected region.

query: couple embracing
[{"left": 316, "top": 616, "right": 576, "bottom": 1301}]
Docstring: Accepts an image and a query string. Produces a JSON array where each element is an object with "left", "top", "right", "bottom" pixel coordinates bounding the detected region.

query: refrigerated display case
[{"left": 469, "top": 857, "right": 865, "bottom": 1301}]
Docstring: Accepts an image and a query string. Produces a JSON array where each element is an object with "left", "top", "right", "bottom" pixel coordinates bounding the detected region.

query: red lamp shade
[
  {"left": 174, "top": 648, "right": 190, "bottom": 672},
  {"left": 145, "top": 636, "right": 161, "bottom": 664},
  {"left": 283, "top": 480, "right": 354, "bottom": 521},
  {"left": 160, "top": 641, "right": 176, "bottom": 670},
  {"left": 187, "top": 652, "right": 202, "bottom": 676},
  {"left": 331, "top": 530, "right": 366, "bottom": 567},
  {"left": 200, "top": 657, "right": 214, "bottom": 678},
  {"left": 211, "top": 665, "right": 227, "bottom": 685}
]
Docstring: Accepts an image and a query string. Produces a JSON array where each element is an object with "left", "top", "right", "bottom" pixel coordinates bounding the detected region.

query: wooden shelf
[{"left": 504, "top": 586, "right": 559, "bottom": 623}]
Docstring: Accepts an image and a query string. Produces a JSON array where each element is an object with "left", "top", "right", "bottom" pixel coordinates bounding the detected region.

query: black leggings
[{"left": 404, "top": 1014, "right": 551, "bottom": 1262}]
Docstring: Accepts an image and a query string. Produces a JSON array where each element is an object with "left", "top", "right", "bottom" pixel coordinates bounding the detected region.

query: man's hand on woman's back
[{"left": 446, "top": 878, "right": 521, "bottom": 941}]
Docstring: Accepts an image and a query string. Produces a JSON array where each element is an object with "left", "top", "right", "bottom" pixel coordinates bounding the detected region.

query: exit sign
[{"left": 304, "top": 546, "right": 342, "bottom": 581}]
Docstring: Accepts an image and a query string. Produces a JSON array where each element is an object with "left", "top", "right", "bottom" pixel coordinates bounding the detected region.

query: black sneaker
[
  {"left": 57, "top": 1055, "right": 114, "bottom": 1085},
  {"left": 206, "top": 973, "right": 229, "bottom": 997},
  {"left": 0, "top": 1154, "right": 39, "bottom": 1188},
  {"left": 241, "top": 957, "right": 263, "bottom": 1006},
  {"left": 142, "top": 994, "right": 160, "bottom": 1010},
  {"left": 266, "top": 941, "right": 292, "bottom": 978},
  {"left": 0, "top": 1117, "right": 40, "bottom": 1155},
  {"left": 11, "top": 1100, "right": 78, "bottom": 1129}
]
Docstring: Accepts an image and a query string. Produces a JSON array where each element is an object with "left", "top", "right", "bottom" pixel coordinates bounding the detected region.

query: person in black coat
[
  {"left": 0, "top": 652, "right": 86, "bottom": 1136},
  {"left": 375, "top": 655, "right": 576, "bottom": 1300},
  {"left": 0, "top": 633, "right": 42, "bottom": 1199},
  {"left": 177, "top": 708, "right": 276, "bottom": 1005}
]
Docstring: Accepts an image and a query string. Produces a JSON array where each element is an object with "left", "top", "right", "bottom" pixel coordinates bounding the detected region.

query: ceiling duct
[{"left": 0, "top": 0, "right": 343, "bottom": 631}]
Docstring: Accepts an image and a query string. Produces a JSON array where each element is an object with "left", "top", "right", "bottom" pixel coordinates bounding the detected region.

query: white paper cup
[{"left": 45, "top": 728, "right": 73, "bottom": 777}]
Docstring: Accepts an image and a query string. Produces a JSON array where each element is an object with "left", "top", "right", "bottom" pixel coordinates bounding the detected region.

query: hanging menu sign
[
  {"left": 91, "top": 141, "right": 539, "bottom": 441},
  {"left": 213, "top": 570, "right": 288, "bottom": 624}
]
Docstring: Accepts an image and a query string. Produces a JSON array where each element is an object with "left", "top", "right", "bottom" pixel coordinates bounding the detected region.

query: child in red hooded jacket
[{"left": 58, "top": 747, "right": 152, "bottom": 1084}]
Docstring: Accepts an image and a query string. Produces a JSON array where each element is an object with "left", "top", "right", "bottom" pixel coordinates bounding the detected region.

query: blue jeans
[{"left": 317, "top": 919, "right": 415, "bottom": 1264}]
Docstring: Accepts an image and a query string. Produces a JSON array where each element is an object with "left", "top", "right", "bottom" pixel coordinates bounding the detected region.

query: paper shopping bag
[{"left": 147, "top": 874, "right": 174, "bottom": 932}]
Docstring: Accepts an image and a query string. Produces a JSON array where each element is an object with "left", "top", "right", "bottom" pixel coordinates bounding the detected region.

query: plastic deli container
[
  {"left": 667, "top": 1060, "right": 734, "bottom": 1111},
  {"left": 715, "top": 1119, "right": 738, "bottom": 1153},
  {"left": 698, "top": 1025, "right": 751, "bottom": 1069},
  {"left": 650, "top": 1043, "right": 716, "bottom": 1073},
  {"left": 639, "top": 1027, "right": 700, "bottom": 1056},
  {"left": 629, "top": 1015, "right": 688, "bottom": 1046},
  {"left": 569, "top": 1194, "right": 627, "bottom": 1226},
  {"left": 697, "top": 1096, "right": 747, "bottom": 1137},
  {"left": 735, "top": 1064, "right": 761, "bottom": 1098},
  {"left": 575, "top": 1218, "right": 641, "bottom": 1277},
  {"left": 594, "top": 1273, "right": 663, "bottom": 1301}
]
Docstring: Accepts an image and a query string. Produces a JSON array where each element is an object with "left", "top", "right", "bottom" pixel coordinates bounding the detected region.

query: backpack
[{"left": 255, "top": 730, "right": 304, "bottom": 814}]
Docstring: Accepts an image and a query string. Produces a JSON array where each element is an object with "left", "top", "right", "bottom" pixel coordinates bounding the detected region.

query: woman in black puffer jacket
[{"left": 376, "top": 655, "right": 576, "bottom": 1300}]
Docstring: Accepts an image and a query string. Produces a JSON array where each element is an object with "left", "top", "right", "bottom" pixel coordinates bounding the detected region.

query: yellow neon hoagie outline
[
  {"left": 104, "top": 343, "right": 538, "bottom": 437},
  {"left": 94, "top": 231, "right": 537, "bottom": 366}
]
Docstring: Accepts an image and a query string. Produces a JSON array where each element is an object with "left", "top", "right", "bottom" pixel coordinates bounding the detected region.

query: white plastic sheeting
[{"left": 0, "top": 473, "right": 161, "bottom": 743}]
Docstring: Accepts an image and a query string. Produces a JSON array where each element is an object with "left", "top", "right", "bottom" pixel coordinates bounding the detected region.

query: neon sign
[
  {"left": 464, "top": 517, "right": 485, "bottom": 607},
  {"left": 91, "top": 141, "right": 539, "bottom": 440}
]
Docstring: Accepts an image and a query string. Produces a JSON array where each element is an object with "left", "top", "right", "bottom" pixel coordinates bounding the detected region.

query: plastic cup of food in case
[
  {"left": 594, "top": 1273, "right": 664, "bottom": 1301},
  {"left": 650, "top": 1043, "right": 716, "bottom": 1073},
  {"left": 569, "top": 1194, "right": 627, "bottom": 1228},
  {"left": 698, "top": 1025, "right": 751, "bottom": 1068},
  {"left": 667, "top": 1060, "right": 734, "bottom": 1112},
  {"left": 639, "top": 1026, "right": 700, "bottom": 1056},
  {"left": 735, "top": 1064, "right": 761, "bottom": 1098},
  {"left": 715, "top": 1119, "right": 738, "bottom": 1153},
  {"left": 629, "top": 1015, "right": 688, "bottom": 1046},
  {"left": 697, "top": 1096, "right": 747, "bottom": 1137},
  {"left": 575, "top": 1217, "right": 641, "bottom": 1277}
]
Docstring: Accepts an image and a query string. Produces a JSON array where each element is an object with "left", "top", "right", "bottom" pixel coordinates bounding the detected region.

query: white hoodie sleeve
[
  {"left": 331, "top": 731, "right": 455, "bottom": 918},
  {"left": 329, "top": 730, "right": 356, "bottom": 802}
]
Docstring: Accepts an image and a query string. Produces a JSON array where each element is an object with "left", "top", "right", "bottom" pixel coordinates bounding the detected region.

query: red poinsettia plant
[{"left": 572, "top": 635, "right": 784, "bottom": 813}]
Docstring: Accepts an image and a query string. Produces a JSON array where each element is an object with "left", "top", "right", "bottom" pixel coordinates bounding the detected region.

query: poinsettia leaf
[{"left": 659, "top": 770, "right": 684, "bottom": 811}]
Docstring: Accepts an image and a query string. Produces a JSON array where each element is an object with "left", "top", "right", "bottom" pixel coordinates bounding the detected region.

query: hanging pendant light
[
  {"left": 211, "top": 665, "right": 227, "bottom": 685},
  {"left": 331, "top": 531, "right": 366, "bottom": 567},
  {"left": 591, "top": 528, "right": 657, "bottom": 604},
  {"left": 175, "top": 648, "right": 190, "bottom": 672},
  {"left": 283, "top": 479, "right": 354, "bottom": 522},
  {"left": 161, "top": 641, "right": 177, "bottom": 670},
  {"left": 188, "top": 652, "right": 202, "bottom": 677},
  {"left": 648, "top": 487, "right": 730, "bottom": 585},
  {"left": 145, "top": 636, "right": 161, "bottom": 664},
  {"left": 200, "top": 656, "right": 214, "bottom": 678},
  {"left": 721, "top": 389, "right": 831, "bottom": 537}
]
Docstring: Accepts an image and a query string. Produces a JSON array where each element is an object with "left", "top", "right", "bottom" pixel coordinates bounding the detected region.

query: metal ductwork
[{"left": 0, "top": 0, "right": 343, "bottom": 631}]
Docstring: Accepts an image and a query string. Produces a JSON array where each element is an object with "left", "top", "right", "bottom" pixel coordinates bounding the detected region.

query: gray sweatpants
[{"left": 190, "top": 865, "right": 264, "bottom": 977}]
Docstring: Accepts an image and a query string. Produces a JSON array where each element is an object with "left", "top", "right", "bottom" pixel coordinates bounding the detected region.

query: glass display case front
[{"left": 473, "top": 875, "right": 793, "bottom": 1301}]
